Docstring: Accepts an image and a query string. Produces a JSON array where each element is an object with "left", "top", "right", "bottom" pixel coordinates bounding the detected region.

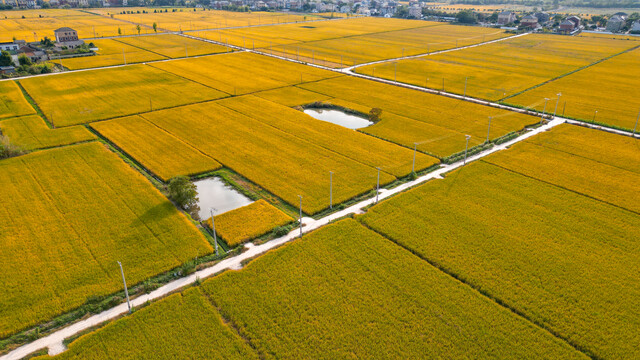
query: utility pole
[
  {"left": 375, "top": 167, "right": 381, "bottom": 203},
  {"left": 540, "top": 98, "right": 549, "bottom": 124},
  {"left": 442, "top": 78, "right": 445, "bottom": 91},
  {"left": 210, "top": 208, "right": 218, "bottom": 256},
  {"left": 185, "top": 44, "right": 188, "bottom": 58},
  {"left": 117, "top": 261, "right": 132, "bottom": 314},
  {"left": 634, "top": 108, "right": 640, "bottom": 136},
  {"left": 553, "top": 92, "right": 562, "bottom": 117},
  {"left": 412, "top": 143, "right": 417, "bottom": 173},
  {"left": 394, "top": 62, "right": 397, "bottom": 81},
  {"left": 464, "top": 135, "right": 471, "bottom": 165},
  {"left": 464, "top": 77, "right": 468, "bottom": 97},
  {"left": 298, "top": 195, "right": 303, "bottom": 238},
  {"left": 123, "top": 49, "right": 126, "bottom": 65},
  {"left": 312, "top": 50, "right": 315, "bottom": 64},
  {"left": 329, "top": 171, "right": 333, "bottom": 209},
  {"left": 150, "top": 99, "right": 152, "bottom": 112},
  {"left": 593, "top": 110, "right": 598, "bottom": 123},
  {"left": 486, "top": 116, "right": 492, "bottom": 143}
]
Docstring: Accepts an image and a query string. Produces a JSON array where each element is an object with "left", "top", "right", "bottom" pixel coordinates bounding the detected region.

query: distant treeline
[{"left": 450, "top": 0, "right": 640, "bottom": 8}]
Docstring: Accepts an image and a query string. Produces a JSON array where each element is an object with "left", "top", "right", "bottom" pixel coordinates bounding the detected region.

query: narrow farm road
[{"left": 1, "top": 116, "right": 567, "bottom": 360}]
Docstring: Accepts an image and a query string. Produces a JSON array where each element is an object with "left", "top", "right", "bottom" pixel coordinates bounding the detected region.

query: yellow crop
[
  {"left": 507, "top": 47, "right": 640, "bottom": 130},
  {"left": 357, "top": 34, "right": 637, "bottom": 100},
  {"left": 204, "top": 199, "right": 293, "bottom": 247},
  {"left": 91, "top": 115, "right": 221, "bottom": 181},
  {"left": 149, "top": 51, "right": 341, "bottom": 95},
  {"left": 116, "top": 34, "right": 229, "bottom": 59},
  {"left": 19, "top": 64, "right": 226, "bottom": 127},
  {"left": 0, "top": 142, "right": 212, "bottom": 338},
  {"left": 361, "top": 128, "right": 640, "bottom": 359},
  {"left": 60, "top": 39, "right": 166, "bottom": 70},
  {"left": 36, "top": 288, "right": 258, "bottom": 360},
  {"left": 254, "top": 86, "right": 331, "bottom": 107},
  {"left": 0, "top": 115, "right": 95, "bottom": 150},
  {"left": 133, "top": 101, "right": 395, "bottom": 214},
  {"left": 299, "top": 76, "right": 538, "bottom": 156},
  {"left": 0, "top": 80, "right": 35, "bottom": 119}
]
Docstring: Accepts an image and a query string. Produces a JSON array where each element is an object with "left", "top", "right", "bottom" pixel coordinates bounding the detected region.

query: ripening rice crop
[
  {"left": 484, "top": 132, "right": 640, "bottom": 214},
  {"left": 0, "top": 80, "right": 35, "bottom": 119},
  {"left": 217, "top": 95, "right": 440, "bottom": 177},
  {"left": 19, "top": 64, "right": 226, "bottom": 126},
  {"left": 115, "top": 34, "right": 229, "bottom": 59},
  {"left": 199, "top": 219, "right": 585, "bottom": 359},
  {"left": 35, "top": 288, "right": 258, "bottom": 360},
  {"left": 60, "top": 39, "right": 167, "bottom": 70},
  {"left": 270, "top": 24, "right": 507, "bottom": 67},
  {"left": 356, "top": 34, "right": 638, "bottom": 100},
  {"left": 254, "top": 86, "right": 331, "bottom": 107},
  {"left": 134, "top": 101, "right": 395, "bottom": 214},
  {"left": 506, "top": 46, "right": 640, "bottom": 130},
  {"left": 0, "top": 142, "right": 212, "bottom": 338},
  {"left": 91, "top": 115, "right": 221, "bottom": 181},
  {"left": 299, "top": 76, "right": 538, "bottom": 157},
  {"left": 361, "top": 156, "right": 640, "bottom": 359},
  {"left": 579, "top": 32, "right": 640, "bottom": 41},
  {"left": 0, "top": 115, "right": 95, "bottom": 150},
  {"left": 149, "top": 52, "right": 341, "bottom": 95},
  {"left": 204, "top": 199, "right": 293, "bottom": 247}
]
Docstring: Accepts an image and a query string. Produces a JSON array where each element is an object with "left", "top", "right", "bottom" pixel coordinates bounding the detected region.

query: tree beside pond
[{"left": 168, "top": 176, "right": 200, "bottom": 220}]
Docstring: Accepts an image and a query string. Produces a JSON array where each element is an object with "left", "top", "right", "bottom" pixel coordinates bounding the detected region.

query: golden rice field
[
  {"left": 578, "top": 32, "right": 640, "bottom": 41},
  {"left": 35, "top": 288, "right": 259, "bottom": 360},
  {"left": 104, "top": 101, "right": 396, "bottom": 214},
  {"left": 254, "top": 86, "right": 331, "bottom": 107},
  {"left": 361, "top": 127, "right": 640, "bottom": 360},
  {"left": 202, "top": 17, "right": 436, "bottom": 49},
  {"left": 115, "top": 33, "right": 230, "bottom": 59},
  {"left": 0, "top": 115, "right": 95, "bottom": 150},
  {"left": 0, "top": 9, "right": 134, "bottom": 42},
  {"left": 91, "top": 115, "right": 221, "bottom": 181},
  {"left": 60, "top": 39, "right": 167, "bottom": 70},
  {"left": 19, "top": 64, "right": 226, "bottom": 126},
  {"left": 200, "top": 219, "right": 585, "bottom": 359},
  {"left": 357, "top": 34, "right": 638, "bottom": 100},
  {"left": 506, "top": 46, "right": 640, "bottom": 130},
  {"left": 0, "top": 80, "right": 35, "bottom": 119},
  {"left": 484, "top": 137, "right": 640, "bottom": 214},
  {"left": 0, "top": 142, "right": 213, "bottom": 338},
  {"left": 205, "top": 199, "right": 293, "bottom": 247},
  {"left": 298, "top": 76, "right": 538, "bottom": 157},
  {"left": 149, "top": 51, "right": 341, "bottom": 95},
  {"left": 95, "top": 8, "right": 317, "bottom": 33},
  {"left": 267, "top": 24, "right": 507, "bottom": 68},
  {"left": 217, "top": 95, "right": 440, "bottom": 177}
]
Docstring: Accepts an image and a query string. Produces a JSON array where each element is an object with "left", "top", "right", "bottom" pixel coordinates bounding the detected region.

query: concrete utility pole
[
  {"left": 185, "top": 44, "right": 188, "bottom": 58},
  {"left": 375, "top": 167, "right": 381, "bottom": 203},
  {"left": 487, "top": 116, "right": 492, "bottom": 143},
  {"left": 210, "top": 208, "right": 218, "bottom": 256},
  {"left": 298, "top": 195, "right": 303, "bottom": 238},
  {"left": 464, "top": 135, "right": 471, "bottom": 165},
  {"left": 553, "top": 92, "right": 562, "bottom": 117},
  {"left": 329, "top": 171, "right": 334, "bottom": 209},
  {"left": 593, "top": 110, "right": 598, "bottom": 123},
  {"left": 412, "top": 142, "right": 417, "bottom": 173},
  {"left": 149, "top": 98, "right": 152, "bottom": 112},
  {"left": 394, "top": 62, "right": 397, "bottom": 81},
  {"left": 464, "top": 77, "right": 468, "bottom": 97},
  {"left": 540, "top": 98, "right": 549, "bottom": 124},
  {"left": 312, "top": 50, "right": 315, "bottom": 64},
  {"left": 123, "top": 49, "right": 126, "bottom": 65},
  {"left": 634, "top": 108, "right": 640, "bottom": 136},
  {"left": 117, "top": 261, "right": 132, "bottom": 314}
]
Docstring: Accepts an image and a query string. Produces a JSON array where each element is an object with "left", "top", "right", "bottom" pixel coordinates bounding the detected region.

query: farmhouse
[
  {"left": 0, "top": 40, "right": 26, "bottom": 52},
  {"left": 559, "top": 17, "right": 580, "bottom": 34},
  {"left": 497, "top": 11, "right": 516, "bottom": 25},
  {"left": 520, "top": 14, "right": 539, "bottom": 29},
  {"left": 606, "top": 15, "right": 626, "bottom": 33},
  {"left": 54, "top": 27, "right": 84, "bottom": 49}
]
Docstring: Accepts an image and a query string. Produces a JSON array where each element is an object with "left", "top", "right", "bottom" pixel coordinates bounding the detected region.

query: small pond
[
  {"left": 194, "top": 177, "right": 253, "bottom": 220},
  {"left": 303, "top": 108, "right": 373, "bottom": 129}
]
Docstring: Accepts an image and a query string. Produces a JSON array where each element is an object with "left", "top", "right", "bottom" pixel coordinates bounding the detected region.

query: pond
[
  {"left": 303, "top": 108, "right": 373, "bottom": 129},
  {"left": 193, "top": 177, "right": 253, "bottom": 220}
]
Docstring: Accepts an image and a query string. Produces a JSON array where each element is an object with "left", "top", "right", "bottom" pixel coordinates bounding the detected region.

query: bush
[{"left": 0, "top": 135, "right": 26, "bottom": 159}]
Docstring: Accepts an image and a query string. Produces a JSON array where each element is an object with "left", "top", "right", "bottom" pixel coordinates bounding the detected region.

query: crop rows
[
  {"left": 0, "top": 115, "right": 95, "bottom": 150},
  {"left": 361, "top": 126, "right": 640, "bottom": 359},
  {"left": 0, "top": 142, "right": 212, "bottom": 338},
  {"left": 205, "top": 199, "right": 293, "bottom": 247},
  {"left": 0, "top": 81, "right": 35, "bottom": 120}
]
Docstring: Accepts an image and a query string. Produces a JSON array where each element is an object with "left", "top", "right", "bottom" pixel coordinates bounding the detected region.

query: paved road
[{"left": 1, "top": 117, "right": 568, "bottom": 360}]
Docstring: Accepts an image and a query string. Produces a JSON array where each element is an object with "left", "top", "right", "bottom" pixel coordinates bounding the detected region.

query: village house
[
  {"left": 54, "top": 27, "right": 84, "bottom": 49},
  {"left": 520, "top": 14, "right": 539, "bottom": 29},
  {"left": 606, "top": 14, "right": 626, "bottom": 33},
  {"left": 0, "top": 40, "right": 26, "bottom": 52},
  {"left": 631, "top": 20, "right": 640, "bottom": 33},
  {"left": 497, "top": 11, "right": 516, "bottom": 25}
]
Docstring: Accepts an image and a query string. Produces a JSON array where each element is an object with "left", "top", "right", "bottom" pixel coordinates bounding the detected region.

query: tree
[
  {"left": 18, "top": 54, "right": 32, "bottom": 66},
  {"left": 0, "top": 51, "right": 12, "bottom": 66},
  {"left": 117, "top": 27, "right": 122, "bottom": 35},
  {"left": 168, "top": 176, "right": 200, "bottom": 218},
  {"left": 153, "top": 22, "right": 158, "bottom": 32},
  {"left": 136, "top": 25, "right": 141, "bottom": 35},
  {"left": 488, "top": 11, "right": 498, "bottom": 23},
  {"left": 456, "top": 10, "right": 477, "bottom": 24},
  {"left": 369, "top": 108, "right": 383, "bottom": 122}
]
